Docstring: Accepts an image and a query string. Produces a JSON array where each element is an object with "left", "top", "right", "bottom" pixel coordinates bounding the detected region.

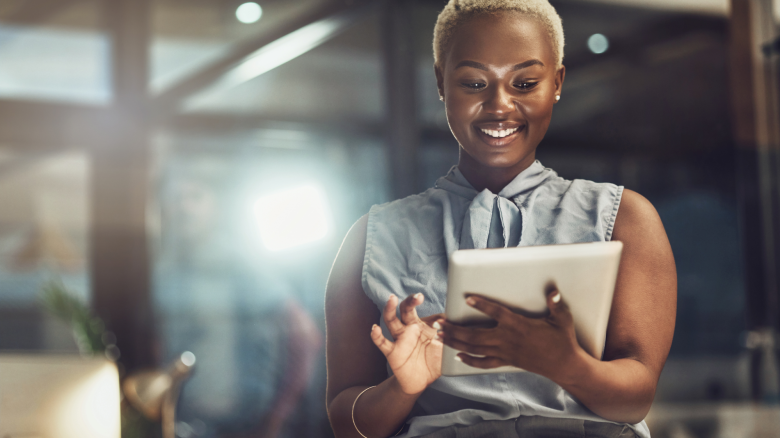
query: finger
[
  {"left": 465, "top": 295, "right": 511, "bottom": 323},
  {"left": 456, "top": 353, "right": 509, "bottom": 369},
  {"left": 421, "top": 313, "right": 446, "bottom": 328},
  {"left": 370, "top": 324, "right": 394, "bottom": 356},
  {"left": 383, "top": 295, "right": 404, "bottom": 336},
  {"left": 420, "top": 313, "right": 445, "bottom": 338},
  {"left": 545, "top": 284, "right": 573, "bottom": 325},
  {"left": 440, "top": 335, "right": 499, "bottom": 358},
  {"left": 439, "top": 321, "right": 499, "bottom": 345},
  {"left": 399, "top": 293, "right": 423, "bottom": 325}
]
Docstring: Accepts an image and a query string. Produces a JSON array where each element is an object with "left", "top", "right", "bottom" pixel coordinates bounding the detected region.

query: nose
[{"left": 482, "top": 84, "right": 516, "bottom": 116}]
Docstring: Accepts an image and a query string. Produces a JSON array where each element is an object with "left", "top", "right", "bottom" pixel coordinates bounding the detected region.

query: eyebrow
[{"left": 454, "top": 59, "right": 545, "bottom": 71}]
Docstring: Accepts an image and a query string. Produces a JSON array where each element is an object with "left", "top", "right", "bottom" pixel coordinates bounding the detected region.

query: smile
[{"left": 480, "top": 127, "right": 519, "bottom": 138}]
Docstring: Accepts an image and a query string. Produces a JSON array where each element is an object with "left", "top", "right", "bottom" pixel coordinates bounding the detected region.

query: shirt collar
[{"left": 434, "top": 160, "right": 553, "bottom": 200}]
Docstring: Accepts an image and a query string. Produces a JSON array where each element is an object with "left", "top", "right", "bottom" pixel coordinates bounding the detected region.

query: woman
[{"left": 325, "top": 1, "right": 676, "bottom": 437}]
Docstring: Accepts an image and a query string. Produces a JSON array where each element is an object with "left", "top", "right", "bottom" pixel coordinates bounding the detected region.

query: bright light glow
[
  {"left": 215, "top": 14, "right": 350, "bottom": 91},
  {"left": 0, "top": 356, "right": 120, "bottom": 438},
  {"left": 45, "top": 362, "right": 121, "bottom": 438},
  {"left": 236, "top": 2, "right": 262, "bottom": 24},
  {"left": 587, "top": 34, "right": 609, "bottom": 54},
  {"left": 254, "top": 184, "right": 331, "bottom": 251}
]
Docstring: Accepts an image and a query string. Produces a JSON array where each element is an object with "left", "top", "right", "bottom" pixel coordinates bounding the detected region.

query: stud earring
[
  {"left": 439, "top": 95, "right": 444, "bottom": 102},
  {"left": 555, "top": 95, "right": 560, "bottom": 101}
]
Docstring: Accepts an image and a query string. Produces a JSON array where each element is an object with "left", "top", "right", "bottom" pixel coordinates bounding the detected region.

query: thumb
[
  {"left": 545, "top": 282, "right": 570, "bottom": 319},
  {"left": 370, "top": 324, "right": 394, "bottom": 356}
]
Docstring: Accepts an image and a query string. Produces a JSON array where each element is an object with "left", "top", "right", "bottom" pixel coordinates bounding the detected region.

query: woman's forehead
[{"left": 445, "top": 12, "right": 556, "bottom": 70}]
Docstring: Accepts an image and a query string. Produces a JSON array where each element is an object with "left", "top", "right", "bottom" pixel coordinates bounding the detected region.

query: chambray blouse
[{"left": 361, "top": 160, "right": 650, "bottom": 438}]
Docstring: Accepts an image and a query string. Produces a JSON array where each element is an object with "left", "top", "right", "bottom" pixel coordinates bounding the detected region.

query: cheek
[
  {"left": 445, "top": 97, "right": 480, "bottom": 134},
  {"left": 518, "top": 98, "right": 554, "bottom": 129}
]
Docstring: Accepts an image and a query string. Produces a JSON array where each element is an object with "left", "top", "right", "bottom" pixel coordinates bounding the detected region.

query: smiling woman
[
  {"left": 325, "top": 1, "right": 676, "bottom": 438},
  {"left": 435, "top": 9, "right": 563, "bottom": 193}
]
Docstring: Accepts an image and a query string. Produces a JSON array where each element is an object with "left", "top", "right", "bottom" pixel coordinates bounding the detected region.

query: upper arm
[
  {"left": 605, "top": 189, "right": 677, "bottom": 380},
  {"left": 325, "top": 214, "right": 387, "bottom": 408}
]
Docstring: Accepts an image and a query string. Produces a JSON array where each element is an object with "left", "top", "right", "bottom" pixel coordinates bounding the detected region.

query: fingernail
[
  {"left": 466, "top": 297, "right": 476, "bottom": 306},
  {"left": 552, "top": 293, "right": 561, "bottom": 304},
  {"left": 433, "top": 321, "right": 441, "bottom": 330},
  {"left": 455, "top": 355, "right": 463, "bottom": 362},
  {"left": 415, "top": 293, "right": 423, "bottom": 299}
]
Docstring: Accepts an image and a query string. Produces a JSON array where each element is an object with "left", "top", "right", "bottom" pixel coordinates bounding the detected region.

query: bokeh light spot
[
  {"left": 588, "top": 33, "right": 609, "bottom": 54},
  {"left": 236, "top": 2, "right": 262, "bottom": 24}
]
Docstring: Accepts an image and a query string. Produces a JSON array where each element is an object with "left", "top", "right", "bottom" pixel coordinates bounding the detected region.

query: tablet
[{"left": 442, "top": 241, "right": 623, "bottom": 376}]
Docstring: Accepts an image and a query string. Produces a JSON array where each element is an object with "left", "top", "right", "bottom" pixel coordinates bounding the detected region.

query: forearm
[
  {"left": 555, "top": 349, "right": 656, "bottom": 424},
  {"left": 328, "top": 375, "right": 420, "bottom": 438}
]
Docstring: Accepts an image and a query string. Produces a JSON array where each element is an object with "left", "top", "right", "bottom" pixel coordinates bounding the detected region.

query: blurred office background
[{"left": 0, "top": 0, "right": 779, "bottom": 437}]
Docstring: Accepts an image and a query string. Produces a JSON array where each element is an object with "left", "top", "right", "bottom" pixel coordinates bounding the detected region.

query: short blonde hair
[{"left": 433, "top": 0, "right": 565, "bottom": 68}]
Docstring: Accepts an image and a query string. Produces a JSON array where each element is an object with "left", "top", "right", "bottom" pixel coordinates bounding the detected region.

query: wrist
[
  {"left": 388, "top": 375, "right": 427, "bottom": 399},
  {"left": 351, "top": 379, "right": 419, "bottom": 438},
  {"left": 552, "top": 344, "right": 594, "bottom": 389}
]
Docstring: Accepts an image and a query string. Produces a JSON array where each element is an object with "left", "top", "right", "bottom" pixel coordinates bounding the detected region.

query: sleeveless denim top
[{"left": 361, "top": 161, "right": 651, "bottom": 438}]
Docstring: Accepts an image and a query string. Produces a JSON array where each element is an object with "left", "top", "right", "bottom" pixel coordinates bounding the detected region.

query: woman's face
[{"left": 436, "top": 12, "right": 564, "bottom": 172}]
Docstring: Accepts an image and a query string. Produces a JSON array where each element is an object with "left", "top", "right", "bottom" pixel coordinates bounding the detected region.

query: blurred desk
[
  {"left": 0, "top": 354, "right": 120, "bottom": 438},
  {"left": 646, "top": 402, "right": 780, "bottom": 438}
]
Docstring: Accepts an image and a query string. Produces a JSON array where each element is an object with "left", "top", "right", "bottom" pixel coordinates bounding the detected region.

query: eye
[
  {"left": 514, "top": 82, "right": 538, "bottom": 90},
  {"left": 460, "top": 81, "right": 486, "bottom": 90}
]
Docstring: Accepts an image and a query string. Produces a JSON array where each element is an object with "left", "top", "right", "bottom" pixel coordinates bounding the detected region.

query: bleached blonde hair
[{"left": 433, "top": 0, "right": 565, "bottom": 68}]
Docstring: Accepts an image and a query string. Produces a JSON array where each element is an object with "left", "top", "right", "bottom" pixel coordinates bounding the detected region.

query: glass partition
[
  {"left": 0, "top": 0, "right": 110, "bottom": 104},
  {"left": 0, "top": 149, "right": 90, "bottom": 352},
  {"left": 150, "top": 8, "right": 387, "bottom": 436}
]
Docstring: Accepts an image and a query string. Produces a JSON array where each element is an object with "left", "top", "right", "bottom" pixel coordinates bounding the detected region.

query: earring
[
  {"left": 555, "top": 95, "right": 560, "bottom": 101},
  {"left": 439, "top": 95, "right": 444, "bottom": 102}
]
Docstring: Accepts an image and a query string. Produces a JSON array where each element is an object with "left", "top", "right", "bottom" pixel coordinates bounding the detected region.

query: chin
[
  {"left": 479, "top": 157, "right": 523, "bottom": 169},
  {"left": 466, "top": 147, "right": 534, "bottom": 170}
]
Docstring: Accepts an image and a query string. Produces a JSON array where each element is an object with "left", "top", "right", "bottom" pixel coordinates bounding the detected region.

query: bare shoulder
[
  {"left": 610, "top": 188, "right": 675, "bottom": 291},
  {"left": 326, "top": 214, "right": 369, "bottom": 303},
  {"left": 349, "top": 213, "right": 369, "bottom": 244},
  {"left": 605, "top": 188, "right": 676, "bottom": 368},
  {"left": 612, "top": 189, "right": 665, "bottom": 240},
  {"left": 331, "top": 215, "right": 368, "bottom": 274}
]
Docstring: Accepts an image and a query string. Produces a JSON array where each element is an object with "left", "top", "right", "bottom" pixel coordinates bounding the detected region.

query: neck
[{"left": 457, "top": 149, "right": 537, "bottom": 193}]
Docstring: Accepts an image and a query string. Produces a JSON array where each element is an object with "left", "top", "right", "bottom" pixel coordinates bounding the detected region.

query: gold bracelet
[{"left": 351, "top": 386, "right": 405, "bottom": 438}]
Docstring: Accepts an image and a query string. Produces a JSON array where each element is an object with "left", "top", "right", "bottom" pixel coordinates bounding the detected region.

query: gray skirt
[{"left": 416, "top": 416, "right": 640, "bottom": 438}]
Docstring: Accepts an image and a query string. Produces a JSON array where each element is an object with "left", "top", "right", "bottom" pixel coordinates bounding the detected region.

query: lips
[
  {"left": 480, "top": 127, "right": 519, "bottom": 138},
  {"left": 473, "top": 122, "right": 525, "bottom": 146}
]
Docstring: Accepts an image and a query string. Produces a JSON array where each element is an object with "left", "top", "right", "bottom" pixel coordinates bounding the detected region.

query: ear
[
  {"left": 554, "top": 64, "right": 566, "bottom": 98},
  {"left": 434, "top": 63, "right": 445, "bottom": 100}
]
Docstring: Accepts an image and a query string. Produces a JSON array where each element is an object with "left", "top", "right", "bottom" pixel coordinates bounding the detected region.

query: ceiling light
[
  {"left": 191, "top": 12, "right": 354, "bottom": 97},
  {"left": 588, "top": 33, "right": 609, "bottom": 54},
  {"left": 221, "top": 16, "right": 347, "bottom": 89},
  {"left": 236, "top": 2, "right": 262, "bottom": 24}
]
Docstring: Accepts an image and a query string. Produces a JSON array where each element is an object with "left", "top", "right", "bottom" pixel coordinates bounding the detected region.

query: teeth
[{"left": 480, "top": 127, "right": 518, "bottom": 138}]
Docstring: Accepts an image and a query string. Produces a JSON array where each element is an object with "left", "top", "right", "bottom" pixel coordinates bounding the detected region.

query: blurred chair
[{"left": 0, "top": 354, "right": 121, "bottom": 438}]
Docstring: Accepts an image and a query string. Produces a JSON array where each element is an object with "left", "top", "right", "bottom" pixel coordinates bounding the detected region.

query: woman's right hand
[{"left": 370, "top": 293, "right": 443, "bottom": 395}]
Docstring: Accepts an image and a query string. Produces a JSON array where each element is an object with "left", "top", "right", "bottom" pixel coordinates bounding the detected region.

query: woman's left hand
[{"left": 438, "top": 285, "right": 583, "bottom": 381}]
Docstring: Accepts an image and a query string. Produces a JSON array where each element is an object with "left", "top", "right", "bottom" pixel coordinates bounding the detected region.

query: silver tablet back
[{"left": 442, "top": 241, "right": 623, "bottom": 376}]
